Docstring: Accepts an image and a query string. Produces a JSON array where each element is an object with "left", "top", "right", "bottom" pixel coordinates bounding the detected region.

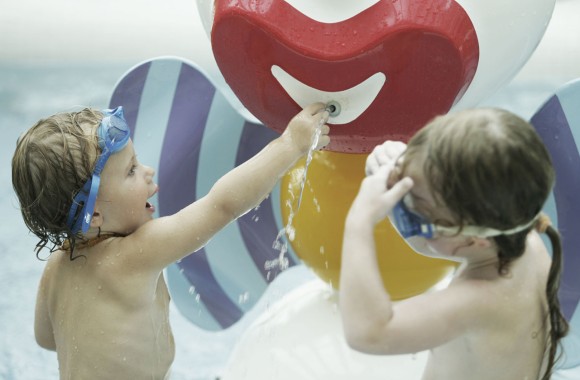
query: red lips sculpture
[{"left": 211, "top": 0, "right": 479, "bottom": 153}]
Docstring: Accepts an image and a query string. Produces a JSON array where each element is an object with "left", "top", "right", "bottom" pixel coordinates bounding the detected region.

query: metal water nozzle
[{"left": 325, "top": 101, "right": 341, "bottom": 117}]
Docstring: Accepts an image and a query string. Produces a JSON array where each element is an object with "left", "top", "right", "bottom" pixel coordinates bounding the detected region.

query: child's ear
[
  {"left": 90, "top": 209, "right": 104, "bottom": 228},
  {"left": 472, "top": 237, "right": 492, "bottom": 248}
]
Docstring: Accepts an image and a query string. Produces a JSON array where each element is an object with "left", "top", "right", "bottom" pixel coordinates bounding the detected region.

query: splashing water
[
  {"left": 266, "top": 112, "right": 327, "bottom": 274},
  {"left": 296, "top": 115, "right": 326, "bottom": 211}
]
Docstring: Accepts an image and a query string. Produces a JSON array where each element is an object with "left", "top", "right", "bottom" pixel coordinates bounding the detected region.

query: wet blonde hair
[
  {"left": 12, "top": 108, "right": 103, "bottom": 257},
  {"left": 403, "top": 108, "right": 568, "bottom": 380}
]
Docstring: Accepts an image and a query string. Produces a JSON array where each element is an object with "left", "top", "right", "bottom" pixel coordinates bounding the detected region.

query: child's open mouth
[{"left": 146, "top": 201, "right": 155, "bottom": 213}]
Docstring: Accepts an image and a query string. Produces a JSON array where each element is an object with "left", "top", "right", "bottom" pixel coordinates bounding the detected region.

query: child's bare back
[
  {"left": 36, "top": 239, "right": 174, "bottom": 379},
  {"left": 420, "top": 232, "right": 551, "bottom": 380}
]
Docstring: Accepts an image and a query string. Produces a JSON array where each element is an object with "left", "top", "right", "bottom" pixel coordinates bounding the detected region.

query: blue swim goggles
[
  {"left": 392, "top": 196, "right": 540, "bottom": 239},
  {"left": 392, "top": 199, "right": 436, "bottom": 238},
  {"left": 66, "top": 106, "right": 131, "bottom": 234}
]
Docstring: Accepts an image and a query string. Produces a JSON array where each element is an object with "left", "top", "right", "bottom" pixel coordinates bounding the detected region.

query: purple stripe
[
  {"left": 109, "top": 61, "right": 151, "bottom": 136},
  {"left": 236, "top": 123, "right": 298, "bottom": 282},
  {"left": 178, "top": 250, "right": 243, "bottom": 328},
  {"left": 157, "top": 63, "right": 243, "bottom": 328},
  {"left": 531, "top": 95, "right": 580, "bottom": 320}
]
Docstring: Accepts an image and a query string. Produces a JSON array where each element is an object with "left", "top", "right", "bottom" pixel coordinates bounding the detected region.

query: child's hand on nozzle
[{"left": 283, "top": 103, "right": 330, "bottom": 153}]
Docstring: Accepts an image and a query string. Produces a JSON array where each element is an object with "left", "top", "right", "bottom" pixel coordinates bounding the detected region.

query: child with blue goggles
[{"left": 12, "top": 103, "right": 330, "bottom": 380}]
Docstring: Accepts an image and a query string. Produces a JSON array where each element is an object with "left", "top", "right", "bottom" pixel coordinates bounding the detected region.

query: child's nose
[{"left": 144, "top": 165, "right": 156, "bottom": 180}]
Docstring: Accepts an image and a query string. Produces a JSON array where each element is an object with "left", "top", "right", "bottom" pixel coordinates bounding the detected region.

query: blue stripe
[
  {"left": 197, "top": 91, "right": 268, "bottom": 311},
  {"left": 164, "top": 263, "right": 221, "bottom": 331},
  {"left": 556, "top": 79, "right": 580, "bottom": 330},
  {"left": 132, "top": 59, "right": 183, "bottom": 218},
  {"left": 177, "top": 250, "right": 243, "bottom": 328},
  {"left": 154, "top": 62, "right": 243, "bottom": 328},
  {"left": 558, "top": 79, "right": 580, "bottom": 149},
  {"left": 235, "top": 124, "right": 299, "bottom": 281},
  {"left": 532, "top": 95, "right": 580, "bottom": 320},
  {"left": 109, "top": 61, "right": 151, "bottom": 134}
]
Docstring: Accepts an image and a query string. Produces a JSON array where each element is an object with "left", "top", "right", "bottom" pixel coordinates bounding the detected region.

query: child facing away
[
  {"left": 339, "top": 108, "right": 569, "bottom": 380},
  {"left": 12, "top": 103, "right": 329, "bottom": 379}
]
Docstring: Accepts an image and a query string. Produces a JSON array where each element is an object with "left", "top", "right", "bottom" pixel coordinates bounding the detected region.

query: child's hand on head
[
  {"left": 283, "top": 103, "right": 330, "bottom": 153},
  {"left": 365, "top": 140, "right": 406, "bottom": 177},
  {"left": 350, "top": 161, "right": 414, "bottom": 225}
]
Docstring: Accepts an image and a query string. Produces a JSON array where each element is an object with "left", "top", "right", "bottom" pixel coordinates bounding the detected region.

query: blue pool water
[{"left": 0, "top": 62, "right": 574, "bottom": 379}]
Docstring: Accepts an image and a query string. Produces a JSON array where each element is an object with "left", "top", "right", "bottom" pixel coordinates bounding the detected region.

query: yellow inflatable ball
[{"left": 280, "top": 150, "right": 457, "bottom": 300}]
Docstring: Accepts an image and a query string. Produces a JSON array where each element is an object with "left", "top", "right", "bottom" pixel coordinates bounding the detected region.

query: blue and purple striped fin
[
  {"left": 109, "top": 57, "right": 300, "bottom": 330},
  {"left": 530, "top": 78, "right": 580, "bottom": 372}
]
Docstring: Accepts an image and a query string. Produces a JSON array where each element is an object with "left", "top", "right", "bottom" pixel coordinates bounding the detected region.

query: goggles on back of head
[
  {"left": 66, "top": 106, "right": 130, "bottom": 234},
  {"left": 392, "top": 196, "right": 539, "bottom": 239}
]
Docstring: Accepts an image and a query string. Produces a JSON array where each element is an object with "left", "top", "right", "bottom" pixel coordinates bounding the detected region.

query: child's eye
[{"left": 128, "top": 165, "right": 137, "bottom": 176}]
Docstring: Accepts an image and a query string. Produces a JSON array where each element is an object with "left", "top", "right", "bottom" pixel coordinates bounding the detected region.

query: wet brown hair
[
  {"left": 403, "top": 108, "right": 569, "bottom": 380},
  {"left": 12, "top": 108, "right": 103, "bottom": 258}
]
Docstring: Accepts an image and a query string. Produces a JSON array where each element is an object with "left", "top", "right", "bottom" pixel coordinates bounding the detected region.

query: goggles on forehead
[
  {"left": 66, "top": 106, "right": 131, "bottom": 234},
  {"left": 392, "top": 196, "right": 540, "bottom": 239}
]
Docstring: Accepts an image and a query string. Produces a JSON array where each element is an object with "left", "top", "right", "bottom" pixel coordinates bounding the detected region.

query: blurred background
[{"left": 1, "top": 0, "right": 579, "bottom": 379}]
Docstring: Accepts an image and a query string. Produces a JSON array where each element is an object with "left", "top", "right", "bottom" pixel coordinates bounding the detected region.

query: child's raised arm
[
  {"left": 339, "top": 161, "right": 505, "bottom": 355},
  {"left": 339, "top": 163, "right": 414, "bottom": 350},
  {"left": 124, "top": 103, "right": 329, "bottom": 271}
]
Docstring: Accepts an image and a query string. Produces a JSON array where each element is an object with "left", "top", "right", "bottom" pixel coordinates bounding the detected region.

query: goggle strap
[
  {"left": 435, "top": 213, "right": 542, "bottom": 238},
  {"left": 81, "top": 175, "right": 101, "bottom": 233}
]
